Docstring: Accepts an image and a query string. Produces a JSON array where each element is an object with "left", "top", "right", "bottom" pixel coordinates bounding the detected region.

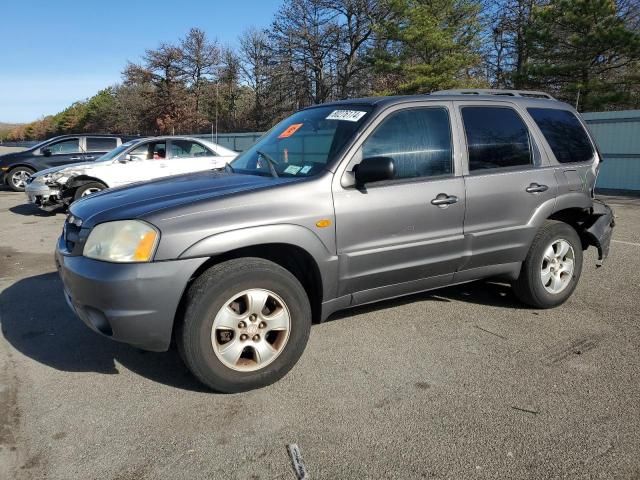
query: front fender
[
  {"left": 67, "top": 175, "right": 109, "bottom": 188},
  {"left": 178, "top": 224, "right": 339, "bottom": 300}
]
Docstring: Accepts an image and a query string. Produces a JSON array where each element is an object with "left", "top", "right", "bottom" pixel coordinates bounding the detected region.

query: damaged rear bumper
[{"left": 584, "top": 199, "right": 615, "bottom": 266}]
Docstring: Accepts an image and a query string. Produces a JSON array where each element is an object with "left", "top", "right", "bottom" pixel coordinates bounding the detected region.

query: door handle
[
  {"left": 431, "top": 193, "right": 459, "bottom": 207},
  {"left": 70, "top": 156, "right": 82, "bottom": 160},
  {"left": 526, "top": 183, "right": 549, "bottom": 193},
  {"left": 159, "top": 163, "right": 168, "bottom": 168},
  {"left": 84, "top": 156, "right": 95, "bottom": 160}
]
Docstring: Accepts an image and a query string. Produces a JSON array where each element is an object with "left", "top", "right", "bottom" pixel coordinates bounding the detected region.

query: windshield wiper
[{"left": 256, "top": 150, "right": 279, "bottom": 178}]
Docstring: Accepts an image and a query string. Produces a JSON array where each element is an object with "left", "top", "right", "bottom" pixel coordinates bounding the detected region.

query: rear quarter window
[
  {"left": 527, "top": 108, "right": 594, "bottom": 163},
  {"left": 87, "top": 137, "right": 118, "bottom": 152},
  {"left": 461, "top": 106, "right": 532, "bottom": 171}
]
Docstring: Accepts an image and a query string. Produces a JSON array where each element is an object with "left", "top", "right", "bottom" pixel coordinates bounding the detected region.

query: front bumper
[
  {"left": 25, "top": 182, "right": 62, "bottom": 209},
  {"left": 55, "top": 238, "right": 207, "bottom": 351}
]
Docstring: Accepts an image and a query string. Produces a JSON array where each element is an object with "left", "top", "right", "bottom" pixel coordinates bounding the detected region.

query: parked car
[
  {"left": 0, "top": 134, "right": 137, "bottom": 192},
  {"left": 55, "top": 90, "right": 614, "bottom": 393},
  {"left": 25, "top": 136, "right": 237, "bottom": 210}
]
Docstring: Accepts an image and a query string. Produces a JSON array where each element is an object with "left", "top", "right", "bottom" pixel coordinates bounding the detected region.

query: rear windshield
[{"left": 527, "top": 108, "right": 594, "bottom": 163}]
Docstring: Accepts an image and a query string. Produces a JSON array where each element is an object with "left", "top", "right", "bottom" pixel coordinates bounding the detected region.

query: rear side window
[
  {"left": 170, "top": 140, "right": 215, "bottom": 158},
  {"left": 461, "top": 107, "right": 532, "bottom": 171},
  {"left": 362, "top": 107, "right": 452, "bottom": 180},
  {"left": 527, "top": 108, "right": 594, "bottom": 163},
  {"left": 87, "top": 137, "right": 118, "bottom": 151}
]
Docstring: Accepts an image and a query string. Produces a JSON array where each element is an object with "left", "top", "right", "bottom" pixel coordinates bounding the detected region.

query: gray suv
[{"left": 55, "top": 90, "right": 614, "bottom": 392}]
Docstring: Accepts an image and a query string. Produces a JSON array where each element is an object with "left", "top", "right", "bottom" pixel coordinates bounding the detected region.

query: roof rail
[{"left": 432, "top": 89, "right": 556, "bottom": 100}]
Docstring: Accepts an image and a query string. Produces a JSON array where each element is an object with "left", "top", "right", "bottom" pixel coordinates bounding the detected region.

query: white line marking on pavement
[{"left": 612, "top": 240, "right": 640, "bottom": 247}]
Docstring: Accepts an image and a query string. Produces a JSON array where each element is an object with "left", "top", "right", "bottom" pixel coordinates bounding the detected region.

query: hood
[
  {"left": 0, "top": 150, "right": 24, "bottom": 164},
  {"left": 32, "top": 160, "right": 113, "bottom": 181},
  {"left": 69, "top": 171, "right": 297, "bottom": 228}
]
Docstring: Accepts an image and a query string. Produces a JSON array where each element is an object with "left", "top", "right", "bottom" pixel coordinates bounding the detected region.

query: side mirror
[
  {"left": 42, "top": 147, "right": 52, "bottom": 157},
  {"left": 354, "top": 156, "right": 395, "bottom": 186},
  {"left": 119, "top": 154, "right": 133, "bottom": 163}
]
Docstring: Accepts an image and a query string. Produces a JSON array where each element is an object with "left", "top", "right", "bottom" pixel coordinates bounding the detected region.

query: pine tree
[
  {"left": 522, "top": 0, "right": 640, "bottom": 110},
  {"left": 373, "top": 0, "right": 486, "bottom": 94}
]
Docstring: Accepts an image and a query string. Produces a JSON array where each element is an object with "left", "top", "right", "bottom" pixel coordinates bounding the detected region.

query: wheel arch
[
  {"left": 67, "top": 175, "right": 109, "bottom": 189},
  {"left": 548, "top": 207, "right": 593, "bottom": 251}
]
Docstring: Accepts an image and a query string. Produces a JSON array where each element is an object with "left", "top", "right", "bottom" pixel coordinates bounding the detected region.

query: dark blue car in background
[{"left": 0, "top": 134, "right": 136, "bottom": 192}]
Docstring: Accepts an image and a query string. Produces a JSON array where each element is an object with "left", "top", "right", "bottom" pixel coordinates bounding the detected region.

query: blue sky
[{"left": 0, "top": 0, "right": 282, "bottom": 123}]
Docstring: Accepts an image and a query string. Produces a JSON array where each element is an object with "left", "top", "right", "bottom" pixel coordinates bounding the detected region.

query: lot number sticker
[{"left": 325, "top": 110, "right": 367, "bottom": 122}]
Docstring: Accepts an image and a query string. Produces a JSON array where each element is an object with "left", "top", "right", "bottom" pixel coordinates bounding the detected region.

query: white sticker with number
[{"left": 325, "top": 110, "right": 367, "bottom": 122}]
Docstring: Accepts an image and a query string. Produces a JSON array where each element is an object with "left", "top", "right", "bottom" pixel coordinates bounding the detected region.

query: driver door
[
  {"left": 41, "top": 137, "right": 83, "bottom": 168},
  {"left": 332, "top": 102, "right": 466, "bottom": 303},
  {"left": 110, "top": 140, "right": 167, "bottom": 187}
]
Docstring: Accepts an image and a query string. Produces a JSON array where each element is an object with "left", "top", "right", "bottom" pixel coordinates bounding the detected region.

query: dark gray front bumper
[{"left": 55, "top": 239, "right": 207, "bottom": 351}]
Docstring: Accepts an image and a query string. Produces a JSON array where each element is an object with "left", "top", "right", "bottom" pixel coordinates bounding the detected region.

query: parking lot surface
[{"left": 1, "top": 190, "right": 639, "bottom": 479}]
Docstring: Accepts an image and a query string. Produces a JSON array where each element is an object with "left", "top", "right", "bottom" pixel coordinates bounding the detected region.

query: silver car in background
[{"left": 26, "top": 136, "right": 237, "bottom": 210}]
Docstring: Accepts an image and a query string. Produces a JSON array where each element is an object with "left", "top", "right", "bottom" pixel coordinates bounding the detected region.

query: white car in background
[{"left": 25, "top": 136, "right": 237, "bottom": 210}]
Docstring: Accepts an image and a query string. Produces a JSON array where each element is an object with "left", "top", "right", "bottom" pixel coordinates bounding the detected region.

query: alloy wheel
[
  {"left": 541, "top": 239, "right": 575, "bottom": 294},
  {"left": 10, "top": 170, "right": 31, "bottom": 189},
  {"left": 211, "top": 288, "right": 291, "bottom": 372}
]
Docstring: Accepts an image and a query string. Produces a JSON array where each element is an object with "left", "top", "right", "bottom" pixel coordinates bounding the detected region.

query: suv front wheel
[
  {"left": 178, "top": 257, "right": 311, "bottom": 393},
  {"left": 513, "top": 220, "right": 583, "bottom": 308}
]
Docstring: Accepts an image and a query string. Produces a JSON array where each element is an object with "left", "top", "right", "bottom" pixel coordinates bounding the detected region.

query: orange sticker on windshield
[{"left": 278, "top": 123, "right": 303, "bottom": 138}]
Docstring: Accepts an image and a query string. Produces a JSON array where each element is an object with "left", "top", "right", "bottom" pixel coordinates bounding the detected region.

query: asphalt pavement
[{"left": 1, "top": 189, "right": 639, "bottom": 479}]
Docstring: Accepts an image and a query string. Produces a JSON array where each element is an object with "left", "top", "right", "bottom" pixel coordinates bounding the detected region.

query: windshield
[
  {"left": 30, "top": 138, "right": 54, "bottom": 151},
  {"left": 230, "top": 105, "right": 372, "bottom": 177},
  {"left": 95, "top": 141, "right": 136, "bottom": 162}
]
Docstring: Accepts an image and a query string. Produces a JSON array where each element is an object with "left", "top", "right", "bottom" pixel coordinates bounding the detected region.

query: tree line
[{"left": 5, "top": 0, "right": 640, "bottom": 141}]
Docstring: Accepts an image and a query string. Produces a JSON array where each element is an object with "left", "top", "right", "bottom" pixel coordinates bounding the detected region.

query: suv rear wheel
[
  {"left": 178, "top": 257, "right": 311, "bottom": 393},
  {"left": 7, "top": 166, "right": 35, "bottom": 192},
  {"left": 513, "top": 220, "right": 583, "bottom": 308}
]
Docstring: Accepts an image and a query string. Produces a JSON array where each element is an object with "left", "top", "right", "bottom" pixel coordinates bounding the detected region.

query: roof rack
[{"left": 432, "top": 89, "right": 556, "bottom": 100}]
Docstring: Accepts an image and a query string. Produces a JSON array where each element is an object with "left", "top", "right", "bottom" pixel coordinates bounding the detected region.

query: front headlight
[
  {"left": 45, "top": 172, "right": 70, "bottom": 184},
  {"left": 83, "top": 220, "right": 159, "bottom": 263}
]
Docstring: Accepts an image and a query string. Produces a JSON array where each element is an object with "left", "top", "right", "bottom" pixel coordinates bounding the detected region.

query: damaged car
[
  {"left": 25, "top": 136, "right": 237, "bottom": 210},
  {"left": 56, "top": 90, "right": 615, "bottom": 393}
]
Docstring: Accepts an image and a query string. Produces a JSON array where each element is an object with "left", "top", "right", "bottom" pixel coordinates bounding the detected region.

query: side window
[
  {"left": 461, "top": 107, "right": 532, "bottom": 171},
  {"left": 87, "top": 137, "right": 117, "bottom": 152},
  {"left": 527, "top": 108, "right": 594, "bottom": 163},
  {"left": 362, "top": 107, "right": 453, "bottom": 180},
  {"left": 47, "top": 138, "right": 80, "bottom": 154},
  {"left": 170, "top": 140, "right": 215, "bottom": 159},
  {"left": 129, "top": 141, "right": 166, "bottom": 160}
]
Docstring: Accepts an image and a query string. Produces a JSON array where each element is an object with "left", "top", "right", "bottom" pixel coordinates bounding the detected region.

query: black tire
[
  {"left": 512, "top": 220, "right": 583, "bottom": 308},
  {"left": 177, "top": 257, "right": 311, "bottom": 393},
  {"left": 73, "top": 181, "right": 107, "bottom": 200},
  {"left": 7, "top": 166, "right": 35, "bottom": 192}
]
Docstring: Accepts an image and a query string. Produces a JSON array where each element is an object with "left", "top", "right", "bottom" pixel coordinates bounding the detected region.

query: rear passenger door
[
  {"left": 455, "top": 103, "right": 557, "bottom": 271},
  {"left": 333, "top": 103, "right": 466, "bottom": 301},
  {"left": 166, "top": 139, "right": 219, "bottom": 176}
]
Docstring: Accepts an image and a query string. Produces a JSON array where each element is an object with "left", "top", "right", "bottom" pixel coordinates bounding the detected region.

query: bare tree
[
  {"left": 180, "top": 28, "right": 221, "bottom": 129},
  {"left": 239, "top": 28, "right": 275, "bottom": 129},
  {"left": 270, "top": 0, "right": 340, "bottom": 105}
]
